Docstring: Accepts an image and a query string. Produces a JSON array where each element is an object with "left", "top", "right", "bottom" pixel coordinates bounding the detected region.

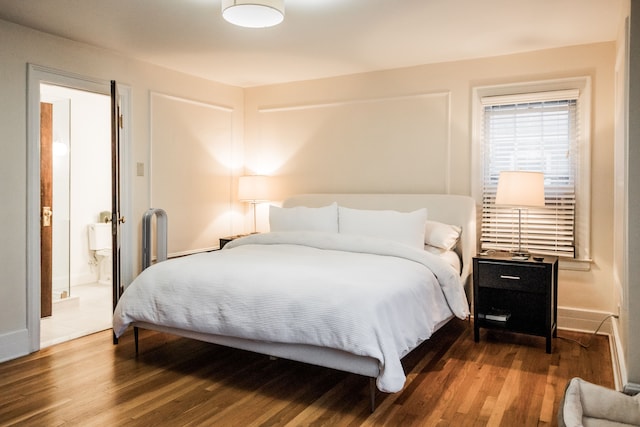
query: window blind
[{"left": 481, "top": 90, "right": 579, "bottom": 257}]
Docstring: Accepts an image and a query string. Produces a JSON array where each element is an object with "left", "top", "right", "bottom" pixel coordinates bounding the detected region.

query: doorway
[
  {"left": 39, "top": 84, "right": 112, "bottom": 347},
  {"left": 26, "top": 64, "right": 133, "bottom": 353}
]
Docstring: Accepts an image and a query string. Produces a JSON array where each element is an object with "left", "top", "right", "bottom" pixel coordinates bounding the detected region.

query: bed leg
[
  {"left": 369, "top": 378, "right": 376, "bottom": 412},
  {"left": 134, "top": 327, "right": 139, "bottom": 354}
]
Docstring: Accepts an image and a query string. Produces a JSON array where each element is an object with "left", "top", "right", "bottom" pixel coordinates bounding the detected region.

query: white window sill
[{"left": 559, "top": 258, "right": 592, "bottom": 271}]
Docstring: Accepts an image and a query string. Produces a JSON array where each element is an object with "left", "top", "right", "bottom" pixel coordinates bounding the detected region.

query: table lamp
[
  {"left": 238, "top": 175, "right": 269, "bottom": 233},
  {"left": 495, "top": 171, "right": 545, "bottom": 259}
]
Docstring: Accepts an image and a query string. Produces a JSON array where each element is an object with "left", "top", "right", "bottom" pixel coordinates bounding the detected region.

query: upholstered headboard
[{"left": 282, "top": 194, "right": 477, "bottom": 294}]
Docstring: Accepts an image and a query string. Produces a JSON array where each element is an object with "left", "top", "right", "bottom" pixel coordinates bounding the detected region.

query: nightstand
[
  {"left": 473, "top": 253, "right": 558, "bottom": 353},
  {"left": 219, "top": 234, "right": 250, "bottom": 249}
]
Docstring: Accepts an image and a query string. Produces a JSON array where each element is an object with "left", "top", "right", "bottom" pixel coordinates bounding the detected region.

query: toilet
[{"left": 88, "top": 223, "right": 112, "bottom": 285}]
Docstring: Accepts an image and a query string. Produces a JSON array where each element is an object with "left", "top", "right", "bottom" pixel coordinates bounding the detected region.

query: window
[{"left": 473, "top": 78, "right": 591, "bottom": 263}]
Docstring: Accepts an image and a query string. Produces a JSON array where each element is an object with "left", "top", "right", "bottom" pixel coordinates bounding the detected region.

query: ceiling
[{"left": 0, "top": 0, "right": 626, "bottom": 87}]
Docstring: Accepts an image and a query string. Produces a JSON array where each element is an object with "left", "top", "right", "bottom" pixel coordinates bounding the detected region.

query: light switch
[{"left": 136, "top": 162, "right": 144, "bottom": 177}]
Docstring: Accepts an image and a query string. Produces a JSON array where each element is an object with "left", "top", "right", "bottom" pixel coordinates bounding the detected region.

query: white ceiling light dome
[{"left": 222, "top": 0, "right": 285, "bottom": 28}]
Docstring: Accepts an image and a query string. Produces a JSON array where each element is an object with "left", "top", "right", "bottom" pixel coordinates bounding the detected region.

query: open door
[
  {"left": 40, "top": 102, "right": 53, "bottom": 318},
  {"left": 111, "top": 81, "right": 124, "bottom": 343}
]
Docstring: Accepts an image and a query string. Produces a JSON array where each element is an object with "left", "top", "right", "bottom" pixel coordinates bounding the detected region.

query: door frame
[{"left": 26, "top": 64, "right": 133, "bottom": 352}]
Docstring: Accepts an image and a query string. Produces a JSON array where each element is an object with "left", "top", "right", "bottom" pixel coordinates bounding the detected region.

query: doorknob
[
  {"left": 42, "top": 206, "right": 52, "bottom": 227},
  {"left": 103, "top": 214, "right": 125, "bottom": 224}
]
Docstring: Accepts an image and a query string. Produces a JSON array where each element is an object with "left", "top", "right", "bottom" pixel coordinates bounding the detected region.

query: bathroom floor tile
[{"left": 40, "top": 282, "right": 111, "bottom": 348}]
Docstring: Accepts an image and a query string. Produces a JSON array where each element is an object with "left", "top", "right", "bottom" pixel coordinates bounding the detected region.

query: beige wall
[
  {"left": 244, "top": 42, "right": 617, "bottom": 317},
  {"left": 149, "top": 92, "right": 241, "bottom": 256},
  {"left": 0, "top": 19, "right": 244, "bottom": 360},
  {"left": 0, "top": 16, "right": 620, "bottom": 367}
]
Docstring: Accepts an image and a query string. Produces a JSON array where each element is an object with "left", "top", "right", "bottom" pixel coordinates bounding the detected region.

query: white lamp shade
[
  {"left": 238, "top": 175, "right": 269, "bottom": 202},
  {"left": 222, "top": 0, "right": 285, "bottom": 28},
  {"left": 495, "top": 171, "right": 545, "bottom": 207}
]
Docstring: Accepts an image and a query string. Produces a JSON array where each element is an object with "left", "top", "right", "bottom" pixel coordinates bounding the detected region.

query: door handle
[
  {"left": 103, "top": 214, "right": 126, "bottom": 224},
  {"left": 42, "top": 206, "right": 52, "bottom": 227}
]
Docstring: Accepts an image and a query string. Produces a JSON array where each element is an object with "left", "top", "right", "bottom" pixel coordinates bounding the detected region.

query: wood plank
[{"left": 0, "top": 320, "right": 614, "bottom": 426}]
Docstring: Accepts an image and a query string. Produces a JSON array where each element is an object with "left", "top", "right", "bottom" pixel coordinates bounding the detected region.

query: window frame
[{"left": 471, "top": 77, "right": 592, "bottom": 270}]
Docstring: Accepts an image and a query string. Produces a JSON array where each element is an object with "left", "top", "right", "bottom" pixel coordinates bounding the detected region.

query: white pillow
[
  {"left": 424, "top": 244, "right": 462, "bottom": 273},
  {"left": 338, "top": 206, "right": 427, "bottom": 249},
  {"left": 269, "top": 203, "right": 339, "bottom": 232},
  {"left": 424, "top": 220, "right": 461, "bottom": 250}
]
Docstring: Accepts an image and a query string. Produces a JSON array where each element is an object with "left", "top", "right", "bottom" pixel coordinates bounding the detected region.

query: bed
[{"left": 113, "top": 193, "right": 476, "bottom": 410}]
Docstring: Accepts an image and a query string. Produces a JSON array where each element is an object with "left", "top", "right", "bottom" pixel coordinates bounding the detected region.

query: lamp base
[
  {"left": 510, "top": 250, "right": 530, "bottom": 261},
  {"left": 511, "top": 209, "right": 530, "bottom": 260}
]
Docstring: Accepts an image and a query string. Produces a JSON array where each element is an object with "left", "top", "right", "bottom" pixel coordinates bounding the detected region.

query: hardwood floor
[{"left": 0, "top": 319, "right": 613, "bottom": 426}]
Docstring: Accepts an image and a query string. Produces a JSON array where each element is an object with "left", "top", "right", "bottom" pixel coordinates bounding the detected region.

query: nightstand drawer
[{"left": 476, "top": 261, "right": 547, "bottom": 293}]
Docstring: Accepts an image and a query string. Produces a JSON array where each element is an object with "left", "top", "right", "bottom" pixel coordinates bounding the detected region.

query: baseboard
[
  {"left": 557, "top": 306, "right": 616, "bottom": 335},
  {"left": 0, "top": 328, "right": 30, "bottom": 363},
  {"left": 611, "top": 318, "right": 640, "bottom": 395},
  {"left": 558, "top": 306, "right": 622, "bottom": 390},
  {"left": 611, "top": 316, "right": 625, "bottom": 391}
]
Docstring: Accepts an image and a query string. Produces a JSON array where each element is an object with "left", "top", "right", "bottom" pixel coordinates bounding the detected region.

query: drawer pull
[{"left": 500, "top": 275, "right": 521, "bottom": 280}]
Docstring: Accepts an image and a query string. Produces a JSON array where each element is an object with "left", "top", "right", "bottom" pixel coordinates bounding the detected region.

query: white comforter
[{"left": 113, "top": 231, "right": 469, "bottom": 393}]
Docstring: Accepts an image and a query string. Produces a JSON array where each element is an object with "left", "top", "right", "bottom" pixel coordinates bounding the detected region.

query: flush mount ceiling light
[{"left": 222, "top": 0, "right": 285, "bottom": 28}]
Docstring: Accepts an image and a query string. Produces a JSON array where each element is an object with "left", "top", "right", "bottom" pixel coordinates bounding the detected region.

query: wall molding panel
[
  {"left": 149, "top": 92, "right": 236, "bottom": 256},
  {"left": 254, "top": 91, "right": 452, "bottom": 197}
]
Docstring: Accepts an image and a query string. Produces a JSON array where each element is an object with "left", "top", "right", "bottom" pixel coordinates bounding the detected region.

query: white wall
[
  {"left": 69, "top": 88, "right": 111, "bottom": 286},
  {"left": 42, "top": 84, "right": 112, "bottom": 290}
]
